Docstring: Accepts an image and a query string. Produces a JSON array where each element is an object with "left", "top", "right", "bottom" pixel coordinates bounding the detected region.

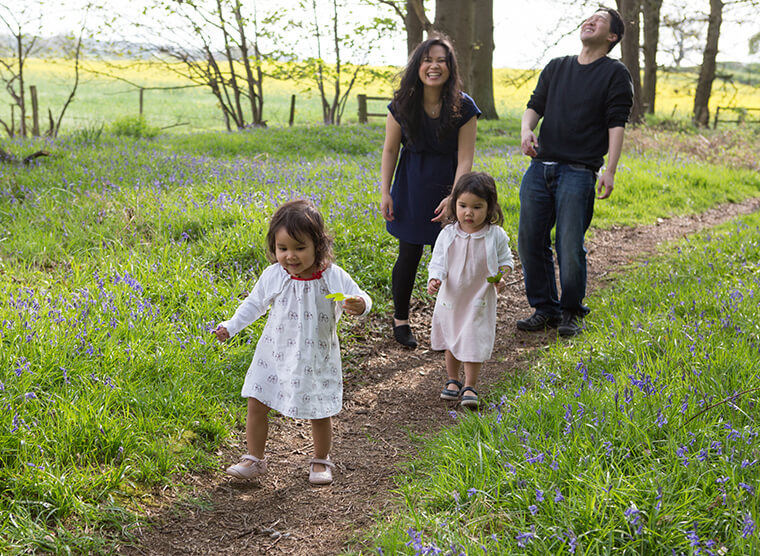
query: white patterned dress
[{"left": 221, "top": 263, "right": 372, "bottom": 419}]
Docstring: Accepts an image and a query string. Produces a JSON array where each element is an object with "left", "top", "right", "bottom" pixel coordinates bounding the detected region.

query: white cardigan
[{"left": 428, "top": 223, "right": 514, "bottom": 283}]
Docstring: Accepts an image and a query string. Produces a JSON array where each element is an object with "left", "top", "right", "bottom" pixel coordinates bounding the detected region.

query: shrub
[{"left": 110, "top": 115, "right": 160, "bottom": 139}]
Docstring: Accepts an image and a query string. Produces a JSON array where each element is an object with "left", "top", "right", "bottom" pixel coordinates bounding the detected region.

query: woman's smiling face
[{"left": 418, "top": 44, "right": 450, "bottom": 88}]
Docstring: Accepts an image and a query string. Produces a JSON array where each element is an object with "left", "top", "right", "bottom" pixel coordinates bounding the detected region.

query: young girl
[
  {"left": 427, "top": 172, "right": 513, "bottom": 409},
  {"left": 213, "top": 199, "right": 372, "bottom": 485},
  {"left": 380, "top": 34, "right": 480, "bottom": 349}
]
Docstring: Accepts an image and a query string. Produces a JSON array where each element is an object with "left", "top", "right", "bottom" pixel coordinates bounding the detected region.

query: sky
[{"left": 31, "top": 0, "right": 760, "bottom": 69}]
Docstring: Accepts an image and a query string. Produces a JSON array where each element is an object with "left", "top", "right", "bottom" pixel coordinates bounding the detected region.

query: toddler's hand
[
  {"left": 427, "top": 279, "right": 441, "bottom": 295},
  {"left": 494, "top": 268, "right": 511, "bottom": 293},
  {"left": 213, "top": 325, "right": 230, "bottom": 342},
  {"left": 342, "top": 296, "right": 366, "bottom": 316}
]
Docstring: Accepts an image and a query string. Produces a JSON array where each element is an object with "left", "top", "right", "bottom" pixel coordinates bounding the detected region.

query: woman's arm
[
  {"left": 380, "top": 113, "right": 402, "bottom": 222},
  {"left": 432, "top": 115, "right": 478, "bottom": 222}
]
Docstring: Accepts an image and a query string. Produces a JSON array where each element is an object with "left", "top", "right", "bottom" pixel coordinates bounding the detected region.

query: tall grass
[
  {"left": 0, "top": 122, "right": 758, "bottom": 553},
  {"left": 366, "top": 212, "right": 760, "bottom": 555}
]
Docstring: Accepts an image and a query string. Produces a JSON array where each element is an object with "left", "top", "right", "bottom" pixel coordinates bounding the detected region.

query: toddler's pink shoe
[
  {"left": 308, "top": 457, "right": 335, "bottom": 485},
  {"left": 225, "top": 455, "right": 268, "bottom": 479}
]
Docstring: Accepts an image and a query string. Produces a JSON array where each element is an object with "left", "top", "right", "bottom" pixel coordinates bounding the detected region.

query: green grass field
[
  {"left": 19, "top": 58, "right": 760, "bottom": 133},
  {"left": 2, "top": 69, "right": 760, "bottom": 553}
]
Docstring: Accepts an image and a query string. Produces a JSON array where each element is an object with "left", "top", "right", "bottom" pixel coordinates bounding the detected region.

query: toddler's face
[
  {"left": 456, "top": 191, "right": 488, "bottom": 234},
  {"left": 274, "top": 228, "right": 317, "bottom": 278}
]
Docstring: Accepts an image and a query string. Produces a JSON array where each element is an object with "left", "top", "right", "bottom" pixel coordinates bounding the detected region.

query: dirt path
[{"left": 118, "top": 197, "right": 760, "bottom": 556}]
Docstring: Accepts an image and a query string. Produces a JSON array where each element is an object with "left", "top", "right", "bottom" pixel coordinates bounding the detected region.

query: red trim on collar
[{"left": 290, "top": 269, "right": 324, "bottom": 281}]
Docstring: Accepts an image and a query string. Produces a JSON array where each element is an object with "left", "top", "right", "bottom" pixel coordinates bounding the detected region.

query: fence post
[
  {"left": 139, "top": 88, "right": 144, "bottom": 116},
  {"left": 30, "top": 85, "right": 40, "bottom": 136},
  {"left": 357, "top": 94, "right": 367, "bottom": 124},
  {"left": 289, "top": 94, "right": 296, "bottom": 127},
  {"left": 713, "top": 106, "right": 720, "bottom": 129}
]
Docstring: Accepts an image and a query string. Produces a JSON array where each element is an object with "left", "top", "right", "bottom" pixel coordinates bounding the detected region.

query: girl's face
[
  {"left": 456, "top": 191, "right": 489, "bottom": 234},
  {"left": 274, "top": 227, "right": 317, "bottom": 278},
  {"left": 418, "top": 45, "right": 450, "bottom": 89}
]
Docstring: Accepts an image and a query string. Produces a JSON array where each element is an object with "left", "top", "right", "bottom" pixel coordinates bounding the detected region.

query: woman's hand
[
  {"left": 431, "top": 196, "right": 450, "bottom": 223},
  {"left": 427, "top": 278, "right": 441, "bottom": 295},
  {"left": 213, "top": 325, "right": 230, "bottom": 342},
  {"left": 380, "top": 193, "right": 394, "bottom": 222}
]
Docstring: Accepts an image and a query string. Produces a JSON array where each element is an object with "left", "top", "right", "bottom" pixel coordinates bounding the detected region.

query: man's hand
[
  {"left": 521, "top": 130, "right": 538, "bottom": 157},
  {"left": 596, "top": 168, "right": 615, "bottom": 199}
]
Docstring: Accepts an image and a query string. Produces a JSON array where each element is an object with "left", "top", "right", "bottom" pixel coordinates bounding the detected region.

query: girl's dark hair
[
  {"left": 447, "top": 172, "right": 504, "bottom": 226},
  {"left": 266, "top": 199, "right": 334, "bottom": 269},
  {"left": 390, "top": 33, "right": 463, "bottom": 145}
]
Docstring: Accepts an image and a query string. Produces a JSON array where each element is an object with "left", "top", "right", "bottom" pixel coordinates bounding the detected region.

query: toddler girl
[
  {"left": 214, "top": 199, "right": 372, "bottom": 485},
  {"left": 427, "top": 172, "right": 513, "bottom": 408}
]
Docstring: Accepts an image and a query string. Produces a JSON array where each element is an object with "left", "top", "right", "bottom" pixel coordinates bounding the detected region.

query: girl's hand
[
  {"left": 494, "top": 267, "right": 511, "bottom": 293},
  {"left": 213, "top": 325, "right": 230, "bottom": 342},
  {"left": 342, "top": 296, "right": 366, "bottom": 316},
  {"left": 431, "top": 196, "right": 450, "bottom": 223},
  {"left": 427, "top": 278, "right": 441, "bottom": 295}
]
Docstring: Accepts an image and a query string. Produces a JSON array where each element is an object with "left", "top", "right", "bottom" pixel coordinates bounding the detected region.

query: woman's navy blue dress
[{"left": 387, "top": 93, "right": 481, "bottom": 246}]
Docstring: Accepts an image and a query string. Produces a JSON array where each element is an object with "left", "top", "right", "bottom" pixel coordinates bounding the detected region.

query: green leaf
[
  {"left": 325, "top": 292, "right": 349, "bottom": 301},
  {"left": 486, "top": 270, "right": 504, "bottom": 284}
]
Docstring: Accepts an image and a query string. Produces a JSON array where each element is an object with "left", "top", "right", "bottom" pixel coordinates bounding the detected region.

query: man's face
[{"left": 580, "top": 10, "right": 615, "bottom": 47}]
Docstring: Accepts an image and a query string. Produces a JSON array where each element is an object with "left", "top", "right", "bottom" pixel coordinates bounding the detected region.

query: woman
[{"left": 380, "top": 34, "right": 480, "bottom": 348}]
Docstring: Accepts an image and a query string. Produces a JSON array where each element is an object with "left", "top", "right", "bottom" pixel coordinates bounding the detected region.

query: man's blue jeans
[{"left": 518, "top": 160, "right": 596, "bottom": 317}]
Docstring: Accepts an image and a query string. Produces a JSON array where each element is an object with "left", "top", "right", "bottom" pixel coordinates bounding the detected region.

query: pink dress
[{"left": 430, "top": 226, "right": 496, "bottom": 362}]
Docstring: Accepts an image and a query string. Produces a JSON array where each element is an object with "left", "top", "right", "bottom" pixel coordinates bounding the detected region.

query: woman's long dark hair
[{"left": 389, "top": 33, "right": 463, "bottom": 145}]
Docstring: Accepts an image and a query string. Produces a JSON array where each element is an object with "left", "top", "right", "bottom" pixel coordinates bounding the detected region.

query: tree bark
[
  {"left": 641, "top": 0, "right": 662, "bottom": 114},
  {"left": 470, "top": 0, "right": 497, "bottom": 119},
  {"left": 434, "top": 0, "right": 474, "bottom": 92},
  {"left": 405, "top": 0, "right": 425, "bottom": 55},
  {"left": 693, "top": 0, "right": 723, "bottom": 127},
  {"left": 616, "top": 0, "right": 644, "bottom": 124}
]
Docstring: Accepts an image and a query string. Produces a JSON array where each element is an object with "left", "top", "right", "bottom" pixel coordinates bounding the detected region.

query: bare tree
[
  {"left": 693, "top": 0, "right": 723, "bottom": 126},
  {"left": 470, "top": 0, "right": 497, "bottom": 119},
  {"left": 374, "top": 0, "right": 431, "bottom": 55},
  {"left": 125, "top": 0, "right": 275, "bottom": 130},
  {"left": 434, "top": 0, "right": 474, "bottom": 91},
  {"left": 288, "top": 0, "right": 394, "bottom": 125},
  {"left": 641, "top": 0, "right": 662, "bottom": 113},
  {"left": 616, "top": 0, "right": 644, "bottom": 123},
  {"left": 0, "top": 3, "right": 85, "bottom": 137}
]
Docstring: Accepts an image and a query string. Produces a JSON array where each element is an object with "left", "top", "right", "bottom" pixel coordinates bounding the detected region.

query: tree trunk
[
  {"left": 616, "top": 0, "right": 644, "bottom": 124},
  {"left": 641, "top": 0, "right": 662, "bottom": 114},
  {"left": 405, "top": 0, "right": 425, "bottom": 55},
  {"left": 434, "top": 0, "right": 474, "bottom": 92},
  {"left": 470, "top": 0, "right": 497, "bottom": 119},
  {"left": 693, "top": 0, "right": 723, "bottom": 127}
]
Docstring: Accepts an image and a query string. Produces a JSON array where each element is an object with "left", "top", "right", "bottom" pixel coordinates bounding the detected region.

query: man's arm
[
  {"left": 520, "top": 108, "right": 541, "bottom": 157},
  {"left": 597, "top": 125, "right": 624, "bottom": 200}
]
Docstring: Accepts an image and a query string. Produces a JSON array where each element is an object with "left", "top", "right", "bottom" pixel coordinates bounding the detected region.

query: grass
[
  {"left": 364, "top": 211, "right": 760, "bottom": 555},
  {"left": 19, "top": 58, "right": 760, "bottom": 133},
  {"left": 0, "top": 117, "right": 759, "bottom": 553}
]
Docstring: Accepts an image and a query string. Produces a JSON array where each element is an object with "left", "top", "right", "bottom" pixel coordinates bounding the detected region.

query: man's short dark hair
[{"left": 597, "top": 7, "right": 624, "bottom": 52}]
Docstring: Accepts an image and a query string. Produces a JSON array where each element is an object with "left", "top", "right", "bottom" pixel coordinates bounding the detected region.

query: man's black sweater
[{"left": 527, "top": 55, "right": 633, "bottom": 171}]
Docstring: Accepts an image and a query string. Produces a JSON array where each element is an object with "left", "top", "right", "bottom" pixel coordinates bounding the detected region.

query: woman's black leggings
[{"left": 392, "top": 240, "right": 426, "bottom": 321}]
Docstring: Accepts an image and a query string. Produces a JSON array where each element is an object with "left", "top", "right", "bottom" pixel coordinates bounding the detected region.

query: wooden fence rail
[
  {"left": 713, "top": 106, "right": 760, "bottom": 128},
  {"left": 358, "top": 94, "right": 391, "bottom": 123}
]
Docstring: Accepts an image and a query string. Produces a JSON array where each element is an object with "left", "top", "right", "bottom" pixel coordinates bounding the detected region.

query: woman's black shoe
[{"left": 393, "top": 324, "right": 418, "bottom": 348}]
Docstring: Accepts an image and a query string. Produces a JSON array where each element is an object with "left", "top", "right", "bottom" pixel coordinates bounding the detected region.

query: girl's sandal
[
  {"left": 309, "top": 457, "right": 336, "bottom": 485},
  {"left": 440, "top": 379, "right": 463, "bottom": 401},
  {"left": 460, "top": 386, "right": 479, "bottom": 409}
]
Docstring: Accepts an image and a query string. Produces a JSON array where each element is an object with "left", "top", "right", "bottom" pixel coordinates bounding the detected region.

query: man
[{"left": 516, "top": 6, "right": 633, "bottom": 337}]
